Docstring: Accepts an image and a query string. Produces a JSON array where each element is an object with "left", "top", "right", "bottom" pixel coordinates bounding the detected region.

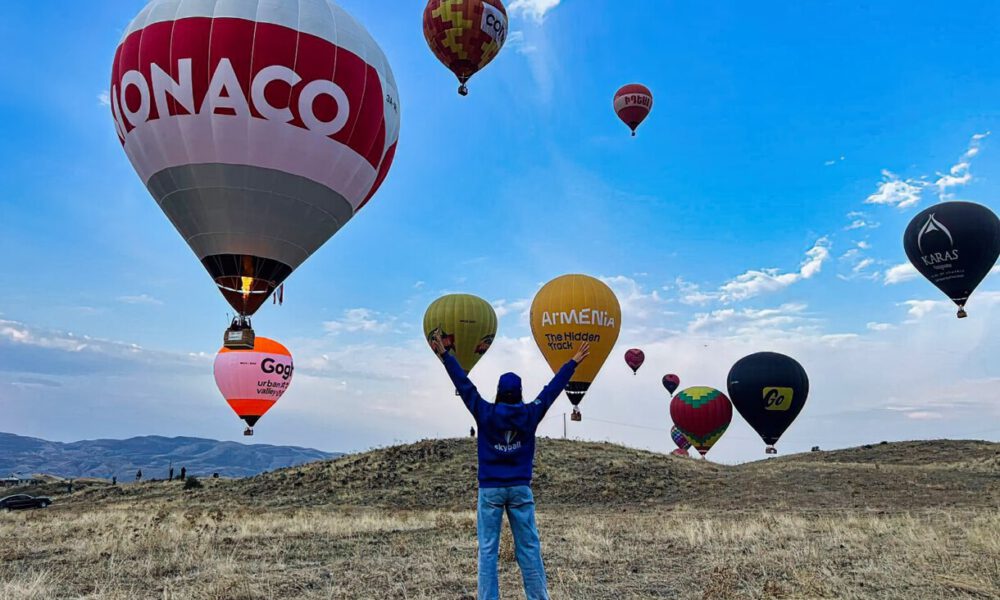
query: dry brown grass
[{"left": 1, "top": 438, "right": 997, "bottom": 599}]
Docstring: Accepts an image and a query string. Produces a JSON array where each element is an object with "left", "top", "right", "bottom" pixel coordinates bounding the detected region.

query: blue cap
[{"left": 497, "top": 372, "right": 522, "bottom": 404}]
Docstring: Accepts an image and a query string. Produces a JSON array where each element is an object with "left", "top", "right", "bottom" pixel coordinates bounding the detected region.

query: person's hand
[
  {"left": 429, "top": 331, "right": 447, "bottom": 357},
  {"left": 572, "top": 342, "right": 591, "bottom": 364}
]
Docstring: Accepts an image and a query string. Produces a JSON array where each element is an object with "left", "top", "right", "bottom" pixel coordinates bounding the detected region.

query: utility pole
[{"left": 563, "top": 413, "right": 567, "bottom": 439}]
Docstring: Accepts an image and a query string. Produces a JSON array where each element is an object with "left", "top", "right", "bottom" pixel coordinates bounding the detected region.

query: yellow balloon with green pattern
[{"left": 423, "top": 294, "right": 498, "bottom": 373}]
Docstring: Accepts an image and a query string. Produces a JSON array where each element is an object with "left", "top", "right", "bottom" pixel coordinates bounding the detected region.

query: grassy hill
[{"left": 2, "top": 438, "right": 997, "bottom": 599}]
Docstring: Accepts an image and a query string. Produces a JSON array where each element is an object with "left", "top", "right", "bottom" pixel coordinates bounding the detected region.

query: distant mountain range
[{"left": 0, "top": 432, "right": 339, "bottom": 479}]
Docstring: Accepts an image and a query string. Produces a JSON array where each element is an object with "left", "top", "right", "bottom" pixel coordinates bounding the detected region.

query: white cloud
[
  {"left": 902, "top": 299, "right": 944, "bottom": 319},
  {"left": 323, "top": 308, "right": 392, "bottom": 334},
  {"left": 905, "top": 411, "right": 944, "bottom": 420},
  {"left": 717, "top": 238, "right": 830, "bottom": 302},
  {"left": 824, "top": 156, "right": 845, "bottom": 166},
  {"left": 674, "top": 277, "right": 716, "bottom": 306},
  {"left": 857, "top": 241, "right": 872, "bottom": 250},
  {"left": 884, "top": 263, "right": 918, "bottom": 285},
  {"left": 97, "top": 91, "right": 110, "bottom": 107},
  {"left": 509, "top": 0, "right": 562, "bottom": 22},
  {"left": 865, "top": 170, "right": 925, "bottom": 209},
  {"left": 506, "top": 30, "right": 537, "bottom": 55},
  {"left": 117, "top": 294, "right": 163, "bottom": 306},
  {"left": 688, "top": 303, "right": 812, "bottom": 335},
  {"left": 934, "top": 131, "right": 989, "bottom": 199},
  {"left": 492, "top": 298, "right": 530, "bottom": 320},
  {"left": 867, "top": 322, "right": 894, "bottom": 332},
  {"left": 852, "top": 258, "right": 875, "bottom": 274}
]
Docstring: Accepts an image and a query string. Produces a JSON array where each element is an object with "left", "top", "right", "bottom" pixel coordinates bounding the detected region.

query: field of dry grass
[{"left": 1, "top": 439, "right": 997, "bottom": 599}]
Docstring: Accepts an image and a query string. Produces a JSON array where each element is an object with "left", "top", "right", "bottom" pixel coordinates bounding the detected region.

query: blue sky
[{"left": 2, "top": 0, "right": 999, "bottom": 464}]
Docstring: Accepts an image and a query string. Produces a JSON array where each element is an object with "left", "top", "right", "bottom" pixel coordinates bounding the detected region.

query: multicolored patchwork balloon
[
  {"left": 670, "top": 425, "right": 692, "bottom": 452},
  {"left": 669, "top": 387, "right": 732, "bottom": 457},
  {"left": 423, "top": 0, "right": 508, "bottom": 95}
]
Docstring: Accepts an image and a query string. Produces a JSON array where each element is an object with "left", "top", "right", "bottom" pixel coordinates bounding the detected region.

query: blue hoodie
[{"left": 442, "top": 353, "right": 578, "bottom": 488}]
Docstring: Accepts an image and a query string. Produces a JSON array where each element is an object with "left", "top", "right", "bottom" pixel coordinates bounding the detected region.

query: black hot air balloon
[
  {"left": 727, "top": 352, "right": 809, "bottom": 455},
  {"left": 903, "top": 202, "right": 1000, "bottom": 318}
]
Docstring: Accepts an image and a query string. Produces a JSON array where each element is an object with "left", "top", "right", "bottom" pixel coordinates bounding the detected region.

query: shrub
[{"left": 184, "top": 476, "right": 203, "bottom": 490}]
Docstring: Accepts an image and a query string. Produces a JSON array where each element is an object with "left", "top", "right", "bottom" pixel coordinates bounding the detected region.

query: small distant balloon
[
  {"left": 662, "top": 374, "right": 680, "bottom": 395},
  {"left": 624, "top": 349, "right": 645, "bottom": 375},
  {"left": 614, "top": 84, "right": 653, "bottom": 136},
  {"left": 669, "top": 387, "right": 732, "bottom": 457},
  {"left": 903, "top": 201, "right": 1000, "bottom": 318}
]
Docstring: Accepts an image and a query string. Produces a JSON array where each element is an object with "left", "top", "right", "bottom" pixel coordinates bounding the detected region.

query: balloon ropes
[
  {"left": 423, "top": 0, "right": 508, "bottom": 95},
  {"left": 110, "top": 0, "right": 401, "bottom": 345},
  {"left": 214, "top": 337, "right": 294, "bottom": 436},
  {"left": 423, "top": 294, "right": 498, "bottom": 374},
  {"left": 727, "top": 352, "right": 809, "bottom": 455},
  {"left": 614, "top": 84, "right": 653, "bottom": 136},
  {"left": 530, "top": 275, "right": 621, "bottom": 421},
  {"left": 903, "top": 202, "right": 1000, "bottom": 318}
]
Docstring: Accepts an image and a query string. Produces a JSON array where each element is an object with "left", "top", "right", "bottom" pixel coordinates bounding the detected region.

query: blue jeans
[{"left": 477, "top": 486, "right": 549, "bottom": 600}]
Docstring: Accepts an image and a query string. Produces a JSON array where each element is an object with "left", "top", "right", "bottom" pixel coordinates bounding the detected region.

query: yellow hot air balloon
[
  {"left": 423, "top": 294, "right": 498, "bottom": 373},
  {"left": 530, "top": 275, "right": 621, "bottom": 420}
]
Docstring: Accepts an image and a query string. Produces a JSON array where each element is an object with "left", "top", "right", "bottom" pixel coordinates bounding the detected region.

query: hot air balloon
[
  {"left": 423, "top": 294, "right": 498, "bottom": 373},
  {"left": 614, "top": 84, "right": 653, "bottom": 136},
  {"left": 530, "top": 275, "right": 621, "bottom": 421},
  {"left": 727, "top": 352, "right": 809, "bottom": 455},
  {"left": 669, "top": 387, "right": 732, "bottom": 457},
  {"left": 903, "top": 202, "right": 1000, "bottom": 318},
  {"left": 624, "top": 349, "right": 645, "bottom": 375},
  {"left": 670, "top": 425, "right": 691, "bottom": 454},
  {"left": 111, "top": 0, "right": 400, "bottom": 343},
  {"left": 214, "top": 337, "right": 294, "bottom": 436},
  {"left": 423, "top": 0, "right": 508, "bottom": 95},
  {"left": 662, "top": 374, "right": 680, "bottom": 395}
]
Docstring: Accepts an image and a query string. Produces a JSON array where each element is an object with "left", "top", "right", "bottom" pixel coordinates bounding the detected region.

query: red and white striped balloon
[
  {"left": 110, "top": 0, "right": 400, "bottom": 316},
  {"left": 614, "top": 84, "right": 653, "bottom": 136}
]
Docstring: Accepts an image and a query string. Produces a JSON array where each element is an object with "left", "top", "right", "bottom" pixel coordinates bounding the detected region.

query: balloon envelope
[
  {"left": 530, "top": 274, "right": 621, "bottom": 406},
  {"left": 214, "top": 337, "right": 294, "bottom": 428},
  {"left": 423, "top": 0, "right": 508, "bottom": 94},
  {"left": 111, "top": 0, "right": 400, "bottom": 316},
  {"left": 903, "top": 202, "right": 1000, "bottom": 317},
  {"left": 624, "top": 348, "right": 645, "bottom": 374},
  {"left": 727, "top": 352, "right": 809, "bottom": 448},
  {"left": 670, "top": 425, "right": 691, "bottom": 451},
  {"left": 662, "top": 374, "right": 680, "bottom": 395},
  {"left": 669, "top": 387, "right": 732, "bottom": 456},
  {"left": 423, "top": 294, "right": 498, "bottom": 373},
  {"left": 614, "top": 84, "right": 653, "bottom": 135}
]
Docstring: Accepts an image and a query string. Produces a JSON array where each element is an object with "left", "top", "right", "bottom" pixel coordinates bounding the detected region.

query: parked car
[{"left": 0, "top": 494, "right": 52, "bottom": 511}]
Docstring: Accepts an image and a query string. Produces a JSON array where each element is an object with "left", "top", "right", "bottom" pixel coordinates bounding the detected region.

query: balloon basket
[
  {"left": 224, "top": 316, "right": 255, "bottom": 350},
  {"left": 957, "top": 307, "right": 968, "bottom": 319},
  {"left": 571, "top": 409, "right": 582, "bottom": 422},
  {"left": 765, "top": 446, "right": 777, "bottom": 455},
  {"left": 243, "top": 427, "right": 254, "bottom": 437}
]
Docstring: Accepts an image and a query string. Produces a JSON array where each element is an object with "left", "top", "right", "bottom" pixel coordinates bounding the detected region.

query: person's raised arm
[
  {"left": 429, "top": 330, "right": 486, "bottom": 419},
  {"left": 534, "top": 343, "right": 590, "bottom": 419}
]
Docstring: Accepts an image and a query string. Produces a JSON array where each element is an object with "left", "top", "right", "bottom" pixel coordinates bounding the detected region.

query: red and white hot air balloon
[
  {"left": 214, "top": 337, "right": 294, "bottom": 436},
  {"left": 614, "top": 84, "right": 653, "bottom": 136},
  {"left": 110, "top": 0, "right": 400, "bottom": 319}
]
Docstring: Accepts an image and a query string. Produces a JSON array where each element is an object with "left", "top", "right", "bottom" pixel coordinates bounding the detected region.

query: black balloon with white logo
[
  {"left": 903, "top": 201, "right": 1000, "bottom": 318},
  {"left": 727, "top": 352, "right": 809, "bottom": 454}
]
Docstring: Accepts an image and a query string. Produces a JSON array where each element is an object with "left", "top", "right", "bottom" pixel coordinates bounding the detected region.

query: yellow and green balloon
[{"left": 423, "top": 294, "right": 498, "bottom": 373}]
